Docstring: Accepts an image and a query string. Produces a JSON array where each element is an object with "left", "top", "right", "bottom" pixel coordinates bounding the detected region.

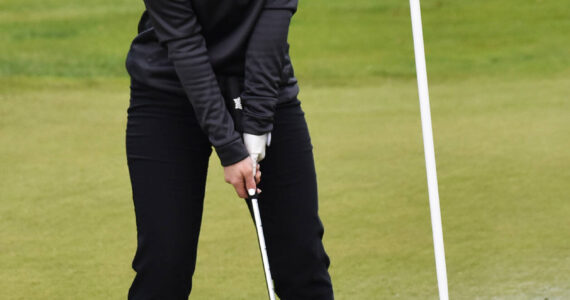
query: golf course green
[{"left": 1, "top": 0, "right": 568, "bottom": 298}]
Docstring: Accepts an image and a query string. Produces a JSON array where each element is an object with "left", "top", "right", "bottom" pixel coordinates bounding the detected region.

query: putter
[{"left": 249, "top": 157, "right": 276, "bottom": 300}]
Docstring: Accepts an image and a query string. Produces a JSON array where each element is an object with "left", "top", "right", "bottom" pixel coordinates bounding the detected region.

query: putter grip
[{"left": 249, "top": 191, "right": 260, "bottom": 199}]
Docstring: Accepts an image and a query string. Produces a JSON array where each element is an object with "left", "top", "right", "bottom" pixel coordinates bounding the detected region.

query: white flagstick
[
  {"left": 408, "top": 1, "right": 449, "bottom": 299},
  {"left": 250, "top": 157, "right": 276, "bottom": 300}
]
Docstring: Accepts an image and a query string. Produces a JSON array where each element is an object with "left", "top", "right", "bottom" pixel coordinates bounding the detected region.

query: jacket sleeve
[
  {"left": 240, "top": 0, "right": 298, "bottom": 135},
  {"left": 142, "top": 0, "right": 250, "bottom": 166}
]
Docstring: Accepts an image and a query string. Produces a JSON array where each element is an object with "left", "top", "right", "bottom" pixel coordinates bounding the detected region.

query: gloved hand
[{"left": 243, "top": 132, "right": 271, "bottom": 163}]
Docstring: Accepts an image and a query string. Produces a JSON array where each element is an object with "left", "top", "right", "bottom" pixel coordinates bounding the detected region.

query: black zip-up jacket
[{"left": 125, "top": 0, "right": 299, "bottom": 166}]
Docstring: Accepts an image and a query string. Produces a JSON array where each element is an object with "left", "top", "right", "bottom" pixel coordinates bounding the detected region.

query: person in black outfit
[{"left": 125, "top": 0, "right": 334, "bottom": 299}]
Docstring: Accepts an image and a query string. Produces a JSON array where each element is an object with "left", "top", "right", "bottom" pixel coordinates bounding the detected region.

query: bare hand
[{"left": 223, "top": 156, "right": 261, "bottom": 199}]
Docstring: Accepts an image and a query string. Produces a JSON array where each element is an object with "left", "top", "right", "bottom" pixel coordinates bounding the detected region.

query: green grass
[{"left": 1, "top": 0, "right": 569, "bottom": 299}]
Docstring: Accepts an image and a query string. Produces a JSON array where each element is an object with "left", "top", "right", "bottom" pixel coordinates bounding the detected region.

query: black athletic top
[{"left": 125, "top": 0, "right": 299, "bottom": 166}]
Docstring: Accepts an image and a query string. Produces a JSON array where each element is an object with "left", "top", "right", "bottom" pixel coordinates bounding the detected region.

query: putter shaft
[{"left": 251, "top": 196, "right": 276, "bottom": 300}]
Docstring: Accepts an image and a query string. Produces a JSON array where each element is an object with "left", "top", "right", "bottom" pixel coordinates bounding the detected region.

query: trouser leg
[
  {"left": 125, "top": 81, "right": 212, "bottom": 299},
  {"left": 248, "top": 100, "right": 334, "bottom": 300}
]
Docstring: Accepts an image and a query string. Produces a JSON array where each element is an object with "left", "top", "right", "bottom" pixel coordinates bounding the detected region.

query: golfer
[{"left": 125, "top": 0, "right": 334, "bottom": 299}]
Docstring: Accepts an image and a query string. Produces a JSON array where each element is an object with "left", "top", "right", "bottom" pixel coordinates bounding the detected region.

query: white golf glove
[{"left": 243, "top": 132, "right": 272, "bottom": 163}]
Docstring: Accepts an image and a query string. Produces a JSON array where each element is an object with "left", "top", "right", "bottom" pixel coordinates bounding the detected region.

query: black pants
[{"left": 125, "top": 79, "right": 334, "bottom": 299}]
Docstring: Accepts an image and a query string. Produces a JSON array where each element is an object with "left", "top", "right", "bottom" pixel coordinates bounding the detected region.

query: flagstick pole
[{"left": 408, "top": 1, "right": 449, "bottom": 299}]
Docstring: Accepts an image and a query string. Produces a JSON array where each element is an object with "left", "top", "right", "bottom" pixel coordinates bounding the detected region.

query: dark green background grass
[{"left": 1, "top": 0, "right": 569, "bottom": 299}]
